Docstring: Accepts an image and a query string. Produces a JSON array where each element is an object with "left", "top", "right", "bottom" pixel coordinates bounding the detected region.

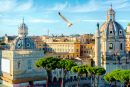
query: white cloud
[
  {"left": 0, "top": 0, "right": 33, "bottom": 12},
  {"left": 2, "top": 19, "right": 21, "bottom": 23},
  {"left": 117, "top": 20, "right": 130, "bottom": 22},
  {"left": 49, "top": 1, "right": 68, "bottom": 10},
  {"left": 0, "top": 14, "right": 9, "bottom": 17},
  {"left": 83, "top": 19, "right": 130, "bottom": 22},
  {"left": 47, "top": 0, "right": 130, "bottom": 12},
  {"left": 28, "top": 19, "right": 59, "bottom": 23},
  {"left": 83, "top": 20, "right": 106, "bottom": 22}
]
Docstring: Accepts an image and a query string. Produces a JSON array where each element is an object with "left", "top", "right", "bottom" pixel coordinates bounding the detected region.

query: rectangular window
[
  {"left": 71, "top": 49, "right": 73, "bottom": 52},
  {"left": 81, "top": 51, "right": 83, "bottom": 53},
  {"left": 84, "top": 51, "right": 86, "bottom": 53},
  {"left": 84, "top": 46, "right": 86, "bottom": 48},
  {"left": 109, "top": 43, "right": 113, "bottom": 49},
  {"left": 76, "top": 49, "right": 79, "bottom": 52},
  {"left": 81, "top": 46, "right": 83, "bottom": 48},
  {"left": 58, "top": 56, "right": 60, "bottom": 58}
]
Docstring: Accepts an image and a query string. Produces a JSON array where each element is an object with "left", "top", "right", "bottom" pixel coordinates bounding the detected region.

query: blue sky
[{"left": 0, "top": 0, "right": 130, "bottom": 37}]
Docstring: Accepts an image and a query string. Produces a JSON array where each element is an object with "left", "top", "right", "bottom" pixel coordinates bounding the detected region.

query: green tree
[
  {"left": 128, "top": 23, "right": 130, "bottom": 26},
  {"left": 0, "top": 42, "right": 6, "bottom": 45},
  {"left": 35, "top": 57, "right": 61, "bottom": 87},
  {"left": 104, "top": 73, "right": 116, "bottom": 87},
  {"left": 71, "top": 65, "right": 88, "bottom": 87},
  {"left": 95, "top": 67, "right": 106, "bottom": 87},
  {"left": 118, "top": 70, "right": 130, "bottom": 87},
  {"left": 87, "top": 67, "right": 105, "bottom": 87},
  {"left": 59, "top": 59, "right": 77, "bottom": 87},
  {"left": 111, "top": 69, "right": 122, "bottom": 86}
]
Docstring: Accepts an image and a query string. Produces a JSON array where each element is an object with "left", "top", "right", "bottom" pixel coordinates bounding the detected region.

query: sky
[{"left": 0, "top": 0, "right": 130, "bottom": 37}]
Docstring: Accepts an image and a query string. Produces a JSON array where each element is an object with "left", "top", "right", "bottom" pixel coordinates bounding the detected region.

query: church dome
[
  {"left": 10, "top": 19, "right": 36, "bottom": 50},
  {"left": 100, "top": 21, "right": 126, "bottom": 38},
  {"left": 11, "top": 37, "right": 36, "bottom": 50},
  {"left": 100, "top": 5, "right": 125, "bottom": 39}
]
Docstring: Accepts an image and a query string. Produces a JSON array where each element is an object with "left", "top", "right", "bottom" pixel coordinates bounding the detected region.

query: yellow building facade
[{"left": 45, "top": 42, "right": 80, "bottom": 58}]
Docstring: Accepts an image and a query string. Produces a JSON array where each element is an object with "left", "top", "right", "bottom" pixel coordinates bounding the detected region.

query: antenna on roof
[{"left": 48, "top": 29, "right": 49, "bottom": 36}]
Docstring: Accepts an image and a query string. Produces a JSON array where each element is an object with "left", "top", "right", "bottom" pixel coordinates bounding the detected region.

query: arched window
[
  {"left": 27, "top": 60, "right": 32, "bottom": 69},
  {"left": 110, "top": 14, "right": 112, "bottom": 21},
  {"left": 109, "top": 43, "right": 113, "bottom": 49},
  {"left": 120, "top": 43, "right": 123, "bottom": 50}
]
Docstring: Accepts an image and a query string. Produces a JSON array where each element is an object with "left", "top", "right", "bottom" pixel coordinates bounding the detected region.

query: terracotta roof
[{"left": 43, "top": 36, "right": 50, "bottom": 38}]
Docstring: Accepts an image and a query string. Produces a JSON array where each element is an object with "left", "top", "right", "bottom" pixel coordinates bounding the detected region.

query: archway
[{"left": 53, "top": 77, "right": 57, "bottom": 82}]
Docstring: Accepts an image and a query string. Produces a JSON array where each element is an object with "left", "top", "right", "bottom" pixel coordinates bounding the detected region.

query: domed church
[
  {"left": 100, "top": 5, "right": 126, "bottom": 57},
  {"left": 11, "top": 19, "right": 36, "bottom": 50},
  {"left": 94, "top": 5, "right": 129, "bottom": 75},
  {"left": 0, "top": 19, "right": 46, "bottom": 87}
]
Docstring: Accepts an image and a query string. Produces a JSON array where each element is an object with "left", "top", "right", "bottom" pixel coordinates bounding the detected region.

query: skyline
[{"left": 1, "top": 0, "right": 130, "bottom": 37}]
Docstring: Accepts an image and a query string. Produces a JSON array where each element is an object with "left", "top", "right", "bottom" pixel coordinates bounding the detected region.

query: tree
[
  {"left": 59, "top": 59, "right": 77, "bottom": 87},
  {"left": 95, "top": 67, "right": 106, "bottom": 87},
  {"left": 71, "top": 65, "right": 88, "bottom": 87},
  {"left": 128, "top": 23, "right": 130, "bottom": 26},
  {"left": 104, "top": 73, "right": 116, "bottom": 87},
  {"left": 0, "top": 42, "right": 6, "bottom": 45},
  {"left": 87, "top": 67, "right": 106, "bottom": 87},
  {"left": 35, "top": 57, "right": 61, "bottom": 87},
  {"left": 111, "top": 69, "right": 122, "bottom": 86},
  {"left": 118, "top": 70, "right": 130, "bottom": 87}
]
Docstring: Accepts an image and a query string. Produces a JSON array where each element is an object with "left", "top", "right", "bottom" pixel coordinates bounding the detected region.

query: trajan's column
[{"left": 94, "top": 23, "right": 101, "bottom": 67}]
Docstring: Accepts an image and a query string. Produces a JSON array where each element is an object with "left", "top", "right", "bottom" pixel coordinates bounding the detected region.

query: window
[
  {"left": 68, "top": 55, "right": 69, "bottom": 58},
  {"left": 120, "top": 43, "right": 123, "bottom": 50},
  {"left": 84, "top": 46, "right": 86, "bottom": 48},
  {"left": 87, "top": 51, "right": 88, "bottom": 53},
  {"left": 84, "top": 51, "right": 86, "bottom": 53},
  {"left": 43, "top": 48, "right": 44, "bottom": 50},
  {"left": 81, "top": 51, "right": 83, "bottom": 53},
  {"left": 76, "top": 49, "right": 79, "bottom": 52},
  {"left": 110, "top": 31, "right": 112, "bottom": 34},
  {"left": 39, "top": 48, "right": 41, "bottom": 50},
  {"left": 63, "top": 49, "right": 64, "bottom": 52},
  {"left": 77, "top": 45, "right": 79, "bottom": 47},
  {"left": 27, "top": 60, "right": 32, "bottom": 69},
  {"left": 39, "top": 44, "right": 41, "bottom": 46},
  {"left": 17, "top": 61, "right": 20, "bottom": 68},
  {"left": 77, "top": 55, "right": 79, "bottom": 57},
  {"left": 110, "top": 14, "right": 112, "bottom": 21},
  {"left": 58, "top": 56, "right": 60, "bottom": 58},
  {"left": 18, "top": 43, "right": 21, "bottom": 47},
  {"left": 119, "top": 30, "right": 122, "bottom": 35},
  {"left": 27, "top": 43, "right": 30, "bottom": 47},
  {"left": 81, "top": 46, "right": 83, "bottom": 48},
  {"left": 109, "top": 43, "right": 113, "bottom": 49},
  {"left": 71, "top": 49, "right": 73, "bottom": 52}
]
